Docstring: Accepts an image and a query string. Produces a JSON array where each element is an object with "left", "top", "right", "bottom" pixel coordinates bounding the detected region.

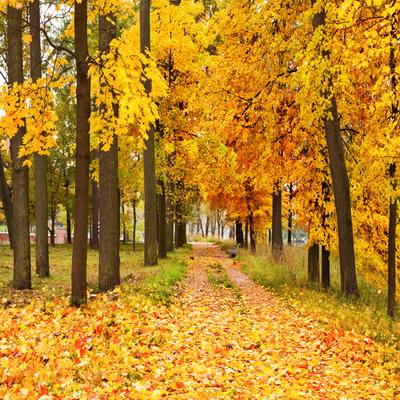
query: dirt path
[{"left": 157, "top": 243, "right": 395, "bottom": 399}]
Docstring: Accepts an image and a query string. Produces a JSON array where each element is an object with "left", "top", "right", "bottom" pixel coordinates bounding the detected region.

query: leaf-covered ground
[{"left": 1, "top": 244, "right": 398, "bottom": 399}]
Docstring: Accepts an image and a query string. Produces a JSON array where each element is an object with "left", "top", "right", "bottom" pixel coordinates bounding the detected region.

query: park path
[
  {"left": 0, "top": 243, "right": 397, "bottom": 399},
  {"left": 157, "top": 243, "right": 396, "bottom": 399}
]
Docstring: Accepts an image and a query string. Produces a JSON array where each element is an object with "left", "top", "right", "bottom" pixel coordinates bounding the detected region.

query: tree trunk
[
  {"left": 312, "top": 3, "right": 358, "bottom": 297},
  {"left": 71, "top": 0, "right": 90, "bottom": 305},
  {"left": 50, "top": 206, "right": 56, "bottom": 245},
  {"left": 272, "top": 185, "right": 283, "bottom": 258},
  {"left": 30, "top": 0, "right": 49, "bottom": 277},
  {"left": 308, "top": 243, "right": 320, "bottom": 284},
  {"left": 66, "top": 208, "right": 72, "bottom": 244},
  {"left": 91, "top": 165, "right": 99, "bottom": 249},
  {"left": 140, "top": 0, "right": 158, "bottom": 265},
  {"left": 205, "top": 216, "right": 209, "bottom": 236},
  {"left": 175, "top": 202, "right": 185, "bottom": 248},
  {"left": 0, "top": 153, "right": 14, "bottom": 248},
  {"left": 98, "top": 13, "right": 120, "bottom": 292},
  {"left": 157, "top": 180, "right": 167, "bottom": 258},
  {"left": 244, "top": 219, "right": 249, "bottom": 249},
  {"left": 321, "top": 245, "right": 330, "bottom": 289},
  {"left": 165, "top": 180, "right": 174, "bottom": 252},
  {"left": 287, "top": 183, "right": 294, "bottom": 246},
  {"left": 235, "top": 218, "right": 244, "bottom": 247},
  {"left": 132, "top": 199, "right": 137, "bottom": 251},
  {"left": 8, "top": 4, "right": 31, "bottom": 289},
  {"left": 387, "top": 8, "right": 398, "bottom": 319},
  {"left": 249, "top": 213, "right": 256, "bottom": 254}
]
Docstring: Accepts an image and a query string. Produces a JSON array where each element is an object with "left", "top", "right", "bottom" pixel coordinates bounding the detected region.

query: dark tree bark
[
  {"left": 91, "top": 158, "right": 99, "bottom": 249},
  {"left": 157, "top": 180, "right": 167, "bottom": 258},
  {"left": 66, "top": 208, "right": 72, "bottom": 244},
  {"left": 235, "top": 219, "right": 244, "bottom": 247},
  {"left": 50, "top": 205, "right": 56, "bottom": 245},
  {"left": 0, "top": 153, "right": 14, "bottom": 248},
  {"left": 8, "top": 4, "right": 31, "bottom": 289},
  {"left": 272, "top": 184, "right": 283, "bottom": 258},
  {"left": 249, "top": 212, "right": 256, "bottom": 254},
  {"left": 71, "top": 0, "right": 90, "bottom": 305},
  {"left": 205, "top": 216, "right": 210, "bottom": 237},
  {"left": 244, "top": 219, "right": 249, "bottom": 249},
  {"left": 132, "top": 199, "right": 137, "bottom": 251},
  {"left": 98, "top": 13, "right": 120, "bottom": 292},
  {"left": 175, "top": 202, "right": 185, "bottom": 248},
  {"left": 312, "top": 3, "right": 358, "bottom": 297},
  {"left": 387, "top": 8, "right": 398, "bottom": 319},
  {"left": 287, "top": 183, "right": 294, "bottom": 246},
  {"left": 30, "top": 0, "right": 49, "bottom": 277},
  {"left": 165, "top": 180, "right": 174, "bottom": 252},
  {"left": 321, "top": 180, "right": 331, "bottom": 289},
  {"left": 308, "top": 243, "right": 320, "bottom": 284},
  {"left": 321, "top": 245, "right": 330, "bottom": 289},
  {"left": 140, "top": 0, "right": 158, "bottom": 265}
]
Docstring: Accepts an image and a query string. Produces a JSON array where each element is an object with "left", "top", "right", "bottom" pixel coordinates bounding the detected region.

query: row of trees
[
  {"left": 1, "top": 0, "right": 399, "bottom": 318},
  {"left": 188, "top": 0, "right": 400, "bottom": 318}
]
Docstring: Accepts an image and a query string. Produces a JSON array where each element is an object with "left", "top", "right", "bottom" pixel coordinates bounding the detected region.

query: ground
[{"left": 0, "top": 244, "right": 398, "bottom": 399}]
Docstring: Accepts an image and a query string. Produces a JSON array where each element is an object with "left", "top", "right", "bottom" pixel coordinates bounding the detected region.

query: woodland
[{"left": 0, "top": 0, "right": 400, "bottom": 398}]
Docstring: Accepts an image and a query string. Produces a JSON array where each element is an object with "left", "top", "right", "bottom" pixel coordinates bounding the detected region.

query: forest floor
[{"left": 1, "top": 244, "right": 399, "bottom": 399}]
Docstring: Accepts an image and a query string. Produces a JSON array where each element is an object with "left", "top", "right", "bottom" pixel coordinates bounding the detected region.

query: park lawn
[{"left": 0, "top": 244, "right": 190, "bottom": 306}]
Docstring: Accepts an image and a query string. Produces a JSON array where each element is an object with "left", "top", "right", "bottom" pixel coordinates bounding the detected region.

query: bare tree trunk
[
  {"left": 308, "top": 243, "right": 320, "bottom": 284},
  {"left": 165, "top": 180, "right": 174, "bottom": 252},
  {"left": 287, "top": 183, "right": 294, "bottom": 246},
  {"left": 249, "top": 212, "right": 256, "bottom": 254},
  {"left": 71, "top": 0, "right": 90, "bottom": 305},
  {"left": 50, "top": 203, "right": 56, "bottom": 245},
  {"left": 387, "top": 8, "right": 398, "bottom": 319},
  {"left": 157, "top": 180, "right": 167, "bottom": 258},
  {"left": 0, "top": 153, "right": 14, "bottom": 248},
  {"left": 140, "top": 0, "right": 158, "bottom": 265},
  {"left": 175, "top": 202, "right": 185, "bottom": 248},
  {"left": 66, "top": 208, "right": 72, "bottom": 244},
  {"left": 272, "top": 184, "right": 283, "bottom": 258},
  {"left": 132, "top": 199, "right": 137, "bottom": 251},
  {"left": 205, "top": 216, "right": 209, "bottom": 237},
  {"left": 98, "top": 13, "right": 120, "bottom": 292},
  {"left": 321, "top": 245, "right": 330, "bottom": 289},
  {"left": 8, "top": 4, "right": 31, "bottom": 289},
  {"left": 312, "top": 2, "right": 358, "bottom": 297},
  {"left": 30, "top": 0, "right": 49, "bottom": 277},
  {"left": 91, "top": 161, "right": 99, "bottom": 249}
]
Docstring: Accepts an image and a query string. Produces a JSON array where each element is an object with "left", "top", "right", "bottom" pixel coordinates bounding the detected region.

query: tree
[
  {"left": 8, "top": 3, "right": 31, "bottom": 290},
  {"left": 71, "top": 0, "right": 90, "bottom": 305},
  {"left": 141, "top": 0, "right": 158, "bottom": 265},
  {"left": 98, "top": 12, "right": 120, "bottom": 292},
  {"left": 310, "top": 1, "right": 358, "bottom": 297},
  {"left": 30, "top": 0, "right": 50, "bottom": 278}
]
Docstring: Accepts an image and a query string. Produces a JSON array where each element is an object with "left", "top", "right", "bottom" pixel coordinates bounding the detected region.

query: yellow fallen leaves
[{"left": 0, "top": 244, "right": 398, "bottom": 399}]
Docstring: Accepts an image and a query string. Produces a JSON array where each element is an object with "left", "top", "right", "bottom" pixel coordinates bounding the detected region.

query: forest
[{"left": 0, "top": 0, "right": 400, "bottom": 398}]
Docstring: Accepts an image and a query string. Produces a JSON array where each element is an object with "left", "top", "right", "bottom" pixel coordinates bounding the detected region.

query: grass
[
  {"left": 129, "top": 246, "right": 189, "bottom": 304},
  {"left": 0, "top": 243, "right": 190, "bottom": 306},
  {"left": 206, "top": 260, "right": 241, "bottom": 299},
  {"left": 207, "top": 261, "right": 235, "bottom": 288},
  {"left": 235, "top": 243, "right": 400, "bottom": 348}
]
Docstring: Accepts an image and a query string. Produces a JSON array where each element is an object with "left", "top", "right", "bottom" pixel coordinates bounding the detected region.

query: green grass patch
[
  {"left": 206, "top": 261, "right": 241, "bottom": 299},
  {"left": 239, "top": 244, "right": 400, "bottom": 348},
  {"left": 0, "top": 243, "right": 190, "bottom": 306},
  {"left": 132, "top": 254, "right": 188, "bottom": 305}
]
